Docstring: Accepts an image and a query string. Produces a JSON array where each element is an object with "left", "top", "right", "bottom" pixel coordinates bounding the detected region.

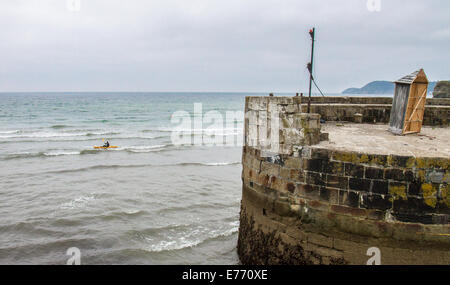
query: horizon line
[{"left": 0, "top": 91, "right": 337, "bottom": 94}]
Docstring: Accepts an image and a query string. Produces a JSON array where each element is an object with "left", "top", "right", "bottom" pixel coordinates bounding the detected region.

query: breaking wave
[
  {"left": 3, "top": 151, "right": 81, "bottom": 160},
  {"left": 139, "top": 221, "right": 239, "bottom": 252},
  {"left": 0, "top": 131, "right": 119, "bottom": 139}
]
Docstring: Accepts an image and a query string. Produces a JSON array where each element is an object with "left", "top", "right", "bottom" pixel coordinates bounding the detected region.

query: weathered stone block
[
  {"left": 323, "top": 161, "right": 345, "bottom": 175},
  {"left": 256, "top": 173, "right": 271, "bottom": 187},
  {"left": 408, "top": 181, "right": 422, "bottom": 196},
  {"left": 345, "top": 163, "right": 365, "bottom": 178},
  {"left": 360, "top": 193, "right": 392, "bottom": 210},
  {"left": 421, "top": 183, "right": 438, "bottom": 208},
  {"left": 270, "top": 176, "right": 287, "bottom": 193},
  {"left": 297, "top": 183, "right": 321, "bottom": 199},
  {"left": 427, "top": 170, "right": 444, "bottom": 184},
  {"left": 392, "top": 212, "right": 434, "bottom": 224},
  {"left": 389, "top": 182, "right": 407, "bottom": 201},
  {"left": 279, "top": 167, "right": 291, "bottom": 180},
  {"left": 330, "top": 205, "right": 366, "bottom": 217},
  {"left": 387, "top": 155, "right": 416, "bottom": 168},
  {"left": 310, "top": 148, "right": 330, "bottom": 160},
  {"left": 366, "top": 209, "right": 385, "bottom": 220},
  {"left": 286, "top": 182, "right": 296, "bottom": 194},
  {"left": 285, "top": 104, "right": 299, "bottom": 113},
  {"left": 339, "top": 190, "right": 360, "bottom": 208},
  {"left": 319, "top": 187, "right": 340, "bottom": 204},
  {"left": 320, "top": 132, "right": 329, "bottom": 141},
  {"left": 349, "top": 177, "right": 372, "bottom": 192},
  {"left": 304, "top": 159, "right": 325, "bottom": 172},
  {"left": 326, "top": 174, "right": 349, "bottom": 190},
  {"left": 300, "top": 147, "right": 312, "bottom": 159},
  {"left": 260, "top": 161, "right": 279, "bottom": 176},
  {"left": 284, "top": 157, "right": 302, "bottom": 169},
  {"left": 365, "top": 167, "right": 384, "bottom": 180},
  {"left": 305, "top": 171, "right": 326, "bottom": 187},
  {"left": 393, "top": 197, "right": 434, "bottom": 215},
  {"left": 290, "top": 169, "right": 305, "bottom": 183},
  {"left": 385, "top": 168, "right": 405, "bottom": 181},
  {"left": 266, "top": 155, "right": 284, "bottom": 166},
  {"left": 372, "top": 180, "right": 389, "bottom": 195},
  {"left": 367, "top": 154, "right": 388, "bottom": 167}
]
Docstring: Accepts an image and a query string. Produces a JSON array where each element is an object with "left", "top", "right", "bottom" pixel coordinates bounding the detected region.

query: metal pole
[{"left": 307, "top": 27, "right": 315, "bottom": 114}]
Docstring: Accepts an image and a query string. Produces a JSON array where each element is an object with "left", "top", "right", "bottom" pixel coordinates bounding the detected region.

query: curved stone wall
[
  {"left": 238, "top": 146, "right": 450, "bottom": 265},
  {"left": 238, "top": 96, "right": 450, "bottom": 265}
]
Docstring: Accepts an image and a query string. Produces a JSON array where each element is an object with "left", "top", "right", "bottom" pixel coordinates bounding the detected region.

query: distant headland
[{"left": 342, "top": 80, "right": 437, "bottom": 95}]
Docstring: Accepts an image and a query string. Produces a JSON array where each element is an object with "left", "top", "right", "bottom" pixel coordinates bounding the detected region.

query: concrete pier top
[{"left": 318, "top": 123, "right": 450, "bottom": 158}]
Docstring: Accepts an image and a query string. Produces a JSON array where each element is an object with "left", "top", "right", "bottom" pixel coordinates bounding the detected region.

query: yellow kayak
[{"left": 94, "top": 146, "right": 119, "bottom": 149}]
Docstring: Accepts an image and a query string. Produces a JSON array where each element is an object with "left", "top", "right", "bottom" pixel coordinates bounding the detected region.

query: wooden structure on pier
[{"left": 389, "top": 69, "right": 429, "bottom": 135}]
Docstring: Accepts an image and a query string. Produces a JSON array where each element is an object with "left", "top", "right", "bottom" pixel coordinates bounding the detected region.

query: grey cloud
[{"left": 0, "top": 0, "right": 448, "bottom": 92}]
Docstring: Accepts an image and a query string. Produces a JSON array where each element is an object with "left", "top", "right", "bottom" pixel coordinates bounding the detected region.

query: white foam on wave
[
  {"left": 202, "top": 162, "right": 240, "bottom": 166},
  {"left": 141, "top": 221, "right": 239, "bottom": 253},
  {"left": 60, "top": 194, "right": 95, "bottom": 210},
  {"left": 157, "top": 127, "right": 243, "bottom": 135},
  {"left": 122, "top": 145, "right": 169, "bottom": 153},
  {"left": 124, "top": 209, "right": 141, "bottom": 215},
  {"left": 4, "top": 150, "right": 81, "bottom": 160},
  {"left": 0, "top": 130, "right": 119, "bottom": 139},
  {"left": 0, "top": 130, "right": 20, "bottom": 134},
  {"left": 44, "top": 151, "right": 80, "bottom": 157}
]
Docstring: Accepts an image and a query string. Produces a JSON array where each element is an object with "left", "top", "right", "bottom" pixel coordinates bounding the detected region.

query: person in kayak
[{"left": 103, "top": 140, "right": 110, "bottom": 147}]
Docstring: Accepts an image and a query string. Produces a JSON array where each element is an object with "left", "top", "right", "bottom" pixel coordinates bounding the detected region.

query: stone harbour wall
[
  {"left": 244, "top": 97, "right": 328, "bottom": 155},
  {"left": 433, "top": 81, "right": 450, "bottom": 99},
  {"left": 237, "top": 96, "right": 450, "bottom": 265},
  {"left": 248, "top": 96, "right": 450, "bottom": 126}
]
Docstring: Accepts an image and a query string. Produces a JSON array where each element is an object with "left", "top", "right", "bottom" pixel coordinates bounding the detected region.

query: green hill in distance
[{"left": 342, "top": 81, "right": 437, "bottom": 95}]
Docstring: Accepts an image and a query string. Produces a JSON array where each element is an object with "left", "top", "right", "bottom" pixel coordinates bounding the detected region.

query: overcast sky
[{"left": 0, "top": 0, "right": 449, "bottom": 93}]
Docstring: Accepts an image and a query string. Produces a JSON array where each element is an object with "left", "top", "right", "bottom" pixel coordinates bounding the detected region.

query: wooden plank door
[{"left": 403, "top": 83, "right": 427, "bottom": 134}]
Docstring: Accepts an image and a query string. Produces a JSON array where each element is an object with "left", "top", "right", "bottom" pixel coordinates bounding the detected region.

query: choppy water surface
[
  {"left": 0, "top": 92, "right": 379, "bottom": 264},
  {"left": 0, "top": 92, "right": 256, "bottom": 264}
]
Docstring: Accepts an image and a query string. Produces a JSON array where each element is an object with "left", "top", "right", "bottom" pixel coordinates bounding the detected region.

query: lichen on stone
[{"left": 422, "top": 183, "right": 438, "bottom": 208}]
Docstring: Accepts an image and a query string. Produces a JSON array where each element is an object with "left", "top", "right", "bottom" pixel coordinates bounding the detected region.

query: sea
[{"left": 0, "top": 92, "right": 387, "bottom": 265}]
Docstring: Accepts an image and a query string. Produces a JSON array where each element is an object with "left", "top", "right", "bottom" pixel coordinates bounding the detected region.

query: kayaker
[{"left": 103, "top": 140, "right": 110, "bottom": 147}]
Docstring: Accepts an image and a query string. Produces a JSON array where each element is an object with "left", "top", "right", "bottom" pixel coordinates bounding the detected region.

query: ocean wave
[
  {"left": 81, "top": 144, "right": 174, "bottom": 154},
  {"left": 175, "top": 162, "right": 241, "bottom": 167},
  {"left": 113, "top": 135, "right": 168, "bottom": 140},
  {"left": 121, "top": 145, "right": 170, "bottom": 153},
  {"left": 143, "top": 128, "right": 242, "bottom": 135},
  {"left": 3, "top": 151, "right": 81, "bottom": 160},
  {"left": 44, "top": 151, "right": 80, "bottom": 157},
  {"left": 0, "top": 127, "right": 242, "bottom": 142},
  {"left": 0, "top": 130, "right": 20, "bottom": 134},
  {"left": 202, "top": 162, "right": 240, "bottom": 166},
  {"left": 59, "top": 194, "right": 95, "bottom": 210},
  {"left": 0, "top": 131, "right": 119, "bottom": 139},
  {"left": 139, "top": 221, "right": 239, "bottom": 253},
  {"left": 50, "top": 125, "right": 70, "bottom": 129},
  {"left": 155, "top": 201, "right": 241, "bottom": 215},
  {"left": 7, "top": 161, "right": 240, "bottom": 177},
  {"left": 142, "top": 129, "right": 172, "bottom": 133},
  {"left": 122, "top": 209, "right": 147, "bottom": 215},
  {"left": 1, "top": 144, "right": 174, "bottom": 160},
  {"left": 0, "top": 134, "right": 169, "bottom": 144}
]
